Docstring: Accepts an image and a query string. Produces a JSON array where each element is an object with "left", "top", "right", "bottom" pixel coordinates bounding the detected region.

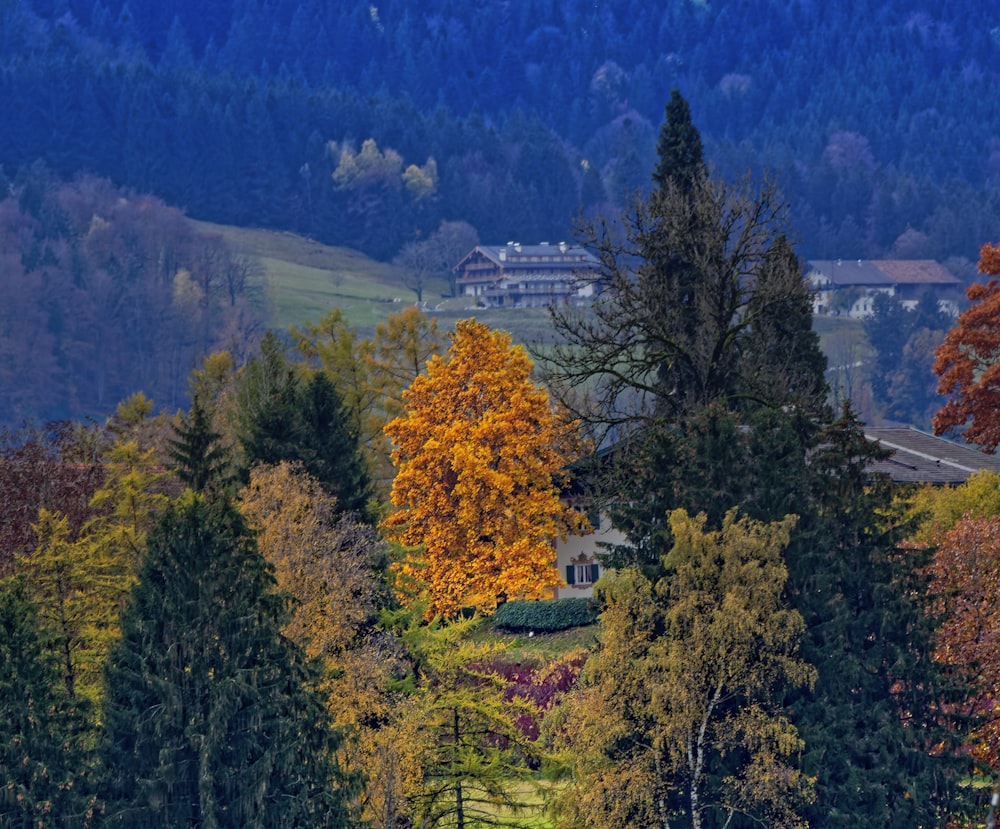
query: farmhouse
[
  {"left": 453, "top": 242, "right": 600, "bottom": 308},
  {"left": 807, "top": 259, "right": 962, "bottom": 318}
]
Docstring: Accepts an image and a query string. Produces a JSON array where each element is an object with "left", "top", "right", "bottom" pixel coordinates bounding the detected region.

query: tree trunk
[{"left": 454, "top": 706, "right": 465, "bottom": 829}]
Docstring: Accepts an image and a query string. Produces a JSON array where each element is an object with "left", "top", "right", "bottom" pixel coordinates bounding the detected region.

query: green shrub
[{"left": 492, "top": 598, "right": 598, "bottom": 633}]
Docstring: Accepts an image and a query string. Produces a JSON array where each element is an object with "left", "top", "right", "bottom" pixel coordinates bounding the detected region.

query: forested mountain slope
[{"left": 3, "top": 0, "right": 998, "bottom": 264}]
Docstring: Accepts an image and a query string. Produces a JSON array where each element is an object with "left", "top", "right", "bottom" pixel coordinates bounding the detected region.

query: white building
[
  {"left": 453, "top": 242, "right": 600, "bottom": 308},
  {"left": 806, "top": 259, "right": 962, "bottom": 318}
]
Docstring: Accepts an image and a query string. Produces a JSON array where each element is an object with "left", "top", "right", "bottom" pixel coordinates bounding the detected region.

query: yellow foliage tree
[
  {"left": 383, "top": 318, "right": 589, "bottom": 618},
  {"left": 237, "top": 461, "right": 411, "bottom": 825},
  {"left": 901, "top": 469, "right": 1000, "bottom": 544},
  {"left": 237, "top": 461, "right": 384, "bottom": 664},
  {"left": 19, "top": 438, "right": 169, "bottom": 705}
]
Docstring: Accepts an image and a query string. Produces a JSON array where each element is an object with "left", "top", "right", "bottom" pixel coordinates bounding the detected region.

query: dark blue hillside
[{"left": 5, "top": 0, "right": 1000, "bottom": 262}]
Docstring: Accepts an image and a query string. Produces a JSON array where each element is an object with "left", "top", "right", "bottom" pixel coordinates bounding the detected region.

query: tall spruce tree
[
  {"left": 782, "top": 404, "right": 969, "bottom": 827},
  {"left": 236, "top": 333, "right": 373, "bottom": 517},
  {"left": 546, "top": 93, "right": 968, "bottom": 824},
  {"left": 0, "top": 577, "right": 98, "bottom": 827},
  {"left": 100, "top": 493, "right": 354, "bottom": 828},
  {"left": 652, "top": 88, "right": 704, "bottom": 193},
  {"left": 166, "top": 394, "right": 230, "bottom": 493},
  {"left": 543, "top": 91, "right": 829, "bottom": 574}
]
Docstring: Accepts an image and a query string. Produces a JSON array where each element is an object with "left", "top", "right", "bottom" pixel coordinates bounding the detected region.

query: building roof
[
  {"left": 807, "top": 259, "right": 961, "bottom": 289},
  {"left": 864, "top": 427, "right": 1000, "bottom": 484},
  {"left": 453, "top": 242, "right": 598, "bottom": 275},
  {"left": 809, "top": 259, "right": 892, "bottom": 287},
  {"left": 872, "top": 260, "right": 963, "bottom": 286}
]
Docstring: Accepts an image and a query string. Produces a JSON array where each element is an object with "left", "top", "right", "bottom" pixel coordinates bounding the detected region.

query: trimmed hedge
[{"left": 492, "top": 598, "right": 598, "bottom": 633}]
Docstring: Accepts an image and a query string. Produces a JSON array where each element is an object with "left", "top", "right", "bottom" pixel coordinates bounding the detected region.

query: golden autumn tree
[
  {"left": 933, "top": 243, "right": 1000, "bottom": 451},
  {"left": 383, "top": 318, "right": 589, "bottom": 618},
  {"left": 237, "top": 461, "right": 411, "bottom": 826}
]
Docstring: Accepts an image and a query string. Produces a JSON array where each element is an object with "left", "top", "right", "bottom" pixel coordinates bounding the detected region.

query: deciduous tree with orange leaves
[
  {"left": 383, "top": 319, "right": 589, "bottom": 618},
  {"left": 933, "top": 243, "right": 1000, "bottom": 451},
  {"left": 926, "top": 513, "right": 1000, "bottom": 768}
]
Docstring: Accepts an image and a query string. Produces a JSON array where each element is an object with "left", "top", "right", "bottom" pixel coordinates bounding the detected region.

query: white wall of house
[{"left": 551, "top": 517, "right": 627, "bottom": 600}]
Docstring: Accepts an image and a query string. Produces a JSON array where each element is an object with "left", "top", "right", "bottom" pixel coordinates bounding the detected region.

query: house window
[{"left": 566, "top": 561, "right": 600, "bottom": 586}]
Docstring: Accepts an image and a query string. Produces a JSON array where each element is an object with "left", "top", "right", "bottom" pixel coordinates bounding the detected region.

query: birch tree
[{"left": 551, "top": 509, "right": 814, "bottom": 829}]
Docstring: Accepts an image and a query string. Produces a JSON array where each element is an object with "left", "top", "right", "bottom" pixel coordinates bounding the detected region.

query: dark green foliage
[
  {"left": 100, "top": 495, "right": 354, "bottom": 828},
  {"left": 783, "top": 404, "right": 970, "bottom": 828},
  {"left": 548, "top": 105, "right": 829, "bottom": 575},
  {"left": 864, "top": 291, "right": 952, "bottom": 429},
  {"left": 652, "top": 89, "right": 704, "bottom": 193},
  {"left": 492, "top": 598, "right": 598, "bottom": 633},
  {"left": 4, "top": 0, "right": 1000, "bottom": 277},
  {"left": 166, "top": 395, "right": 230, "bottom": 493},
  {"left": 602, "top": 403, "right": 818, "bottom": 577},
  {"left": 236, "top": 334, "right": 373, "bottom": 517},
  {"left": 0, "top": 577, "right": 98, "bottom": 828}
]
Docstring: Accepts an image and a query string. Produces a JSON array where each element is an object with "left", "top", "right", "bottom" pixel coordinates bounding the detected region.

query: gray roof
[
  {"left": 454, "top": 242, "right": 598, "bottom": 274},
  {"left": 808, "top": 259, "right": 961, "bottom": 288},
  {"left": 864, "top": 427, "right": 1000, "bottom": 484},
  {"left": 809, "top": 259, "right": 893, "bottom": 287}
]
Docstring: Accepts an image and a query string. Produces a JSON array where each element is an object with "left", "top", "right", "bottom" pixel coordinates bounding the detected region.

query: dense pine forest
[{"left": 3, "top": 0, "right": 999, "bottom": 264}]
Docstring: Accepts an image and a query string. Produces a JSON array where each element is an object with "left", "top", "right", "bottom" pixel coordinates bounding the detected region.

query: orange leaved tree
[
  {"left": 933, "top": 243, "right": 1000, "bottom": 451},
  {"left": 383, "top": 318, "right": 589, "bottom": 618},
  {"left": 926, "top": 513, "right": 1000, "bottom": 767}
]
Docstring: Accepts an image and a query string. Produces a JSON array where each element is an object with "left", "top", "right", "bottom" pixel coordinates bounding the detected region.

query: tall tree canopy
[
  {"left": 925, "top": 513, "right": 1000, "bottom": 769},
  {"left": 652, "top": 88, "right": 704, "bottom": 193},
  {"left": 0, "top": 577, "right": 98, "bottom": 827},
  {"left": 543, "top": 93, "right": 828, "bottom": 573},
  {"left": 234, "top": 332, "right": 373, "bottom": 516},
  {"left": 784, "top": 405, "right": 968, "bottom": 828},
  {"left": 933, "top": 242, "right": 1000, "bottom": 452},
  {"left": 383, "top": 319, "right": 589, "bottom": 618},
  {"left": 100, "top": 493, "right": 354, "bottom": 827},
  {"left": 546, "top": 173, "right": 826, "bottom": 431}
]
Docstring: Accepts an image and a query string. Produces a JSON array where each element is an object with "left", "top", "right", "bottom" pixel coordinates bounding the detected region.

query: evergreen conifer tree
[
  {"left": 237, "top": 333, "right": 373, "bottom": 517},
  {"left": 166, "top": 394, "right": 230, "bottom": 493},
  {"left": 100, "top": 493, "right": 354, "bottom": 828},
  {"left": 0, "top": 577, "right": 98, "bottom": 827},
  {"left": 652, "top": 88, "right": 704, "bottom": 193},
  {"left": 546, "top": 92, "right": 829, "bottom": 574},
  {"left": 784, "top": 404, "right": 969, "bottom": 827}
]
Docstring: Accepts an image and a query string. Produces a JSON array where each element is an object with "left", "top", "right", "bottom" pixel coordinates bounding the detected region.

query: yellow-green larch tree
[{"left": 383, "top": 318, "right": 589, "bottom": 618}]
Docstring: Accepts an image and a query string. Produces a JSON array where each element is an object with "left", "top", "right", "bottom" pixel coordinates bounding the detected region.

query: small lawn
[{"left": 472, "top": 617, "right": 598, "bottom": 664}]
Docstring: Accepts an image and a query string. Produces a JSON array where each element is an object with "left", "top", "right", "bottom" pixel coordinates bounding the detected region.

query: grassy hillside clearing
[
  {"left": 194, "top": 221, "right": 873, "bottom": 399},
  {"left": 192, "top": 220, "right": 453, "bottom": 331}
]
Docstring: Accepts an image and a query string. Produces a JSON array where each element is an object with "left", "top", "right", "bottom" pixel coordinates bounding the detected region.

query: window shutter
[
  {"left": 590, "top": 563, "right": 600, "bottom": 583},
  {"left": 565, "top": 565, "right": 575, "bottom": 585}
]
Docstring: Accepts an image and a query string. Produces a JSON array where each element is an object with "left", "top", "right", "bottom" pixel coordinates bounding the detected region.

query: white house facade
[
  {"left": 453, "top": 242, "right": 600, "bottom": 308},
  {"left": 807, "top": 258, "right": 962, "bottom": 318}
]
